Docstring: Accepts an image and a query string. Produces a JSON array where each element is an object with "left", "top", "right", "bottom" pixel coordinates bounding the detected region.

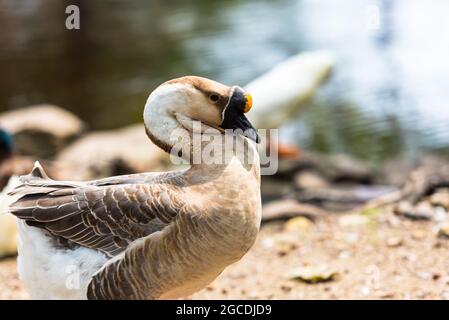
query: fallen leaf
[
  {"left": 289, "top": 266, "right": 339, "bottom": 284},
  {"left": 284, "top": 216, "right": 313, "bottom": 231}
]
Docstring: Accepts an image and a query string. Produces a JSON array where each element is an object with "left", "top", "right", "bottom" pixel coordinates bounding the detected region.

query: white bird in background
[
  {"left": 246, "top": 50, "right": 335, "bottom": 129},
  {"left": 246, "top": 50, "right": 335, "bottom": 158}
]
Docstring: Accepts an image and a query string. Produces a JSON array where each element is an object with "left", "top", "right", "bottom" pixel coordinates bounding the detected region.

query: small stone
[
  {"left": 338, "top": 214, "right": 370, "bottom": 228},
  {"left": 277, "top": 250, "right": 288, "bottom": 257},
  {"left": 394, "top": 201, "right": 433, "bottom": 220},
  {"left": 261, "top": 237, "right": 275, "bottom": 249},
  {"left": 386, "top": 236, "right": 403, "bottom": 247},
  {"left": 338, "top": 250, "right": 351, "bottom": 259},
  {"left": 434, "top": 207, "right": 447, "bottom": 223},
  {"left": 294, "top": 171, "right": 329, "bottom": 189},
  {"left": 284, "top": 216, "right": 313, "bottom": 231},
  {"left": 433, "top": 240, "right": 444, "bottom": 248},
  {"left": 399, "top": 252, "right": 417, "bottom": 262},
  {"left": 262, "top": 199, "right": 325, "bottom": 222},
  {"left": 386, "top": 215, "right": 401, "bottom": 227},
  {"left": 429, "top": 190, "right": 449, "bottom": 209},
  {"left": 360, "top": 286, "right": 371, "bottom": 296},
  {"left": 432, "top": 273, "right": 441, "bottom": 281},
  {"left": 378, "top": 291, "right": 395, "bottom": 299},
  {"left": 280, "top": 284, "right": 292, "bottom": 292},
  {"left": 417, "top": 271, "right": 431, "bottom": 280},
  {"left": 437, "top": 222, "right": 449, "bottom": 239},
  {"left": 411, "top": 230, "right": 426, "bottom": 240},
  {"left": 344, "top": 233, "right": 359, "bottom": 243},
  {"left": 276, "top": 243, "right": 298, "bottom": 256}
]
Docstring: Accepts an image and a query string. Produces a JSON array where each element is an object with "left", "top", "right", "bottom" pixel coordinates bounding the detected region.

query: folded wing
[{"left": 9, "top": 162, "right": 183, "bottom": 257}]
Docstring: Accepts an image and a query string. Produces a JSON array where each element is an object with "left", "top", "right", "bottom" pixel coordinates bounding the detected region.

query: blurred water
[
  {"left": 0, "top": 0, "right": 448, "bottom": 163},
  {"left": 286, "top": 0, "right": 449, "bottom": 163}
]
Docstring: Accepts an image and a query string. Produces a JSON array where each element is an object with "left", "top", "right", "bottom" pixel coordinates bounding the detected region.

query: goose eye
[{"left": 209, "top": 94, "right": 220, "bottom": 102}]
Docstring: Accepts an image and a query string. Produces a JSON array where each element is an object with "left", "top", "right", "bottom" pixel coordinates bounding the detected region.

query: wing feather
[{"left": 9, "top": 163, "right": 185, "bottom": 257}]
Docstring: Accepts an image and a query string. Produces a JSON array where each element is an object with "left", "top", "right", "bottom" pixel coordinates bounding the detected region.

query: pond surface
[{"left": 0, "top": 0, "right": 448, "bottom": 164}]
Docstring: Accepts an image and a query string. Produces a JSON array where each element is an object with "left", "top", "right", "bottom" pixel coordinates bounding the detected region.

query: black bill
[{"left": 220, "top": 86, "right": 260, "bottom": 143}]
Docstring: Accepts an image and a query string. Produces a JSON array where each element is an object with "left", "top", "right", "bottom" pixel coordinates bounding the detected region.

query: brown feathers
[{"left": 9, "top": 162, "right": 185, "bottom": 257}]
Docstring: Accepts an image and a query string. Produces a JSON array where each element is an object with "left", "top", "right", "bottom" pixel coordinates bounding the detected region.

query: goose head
[{"left": 143, "top": 76, "right": 259, "bottom": 155}]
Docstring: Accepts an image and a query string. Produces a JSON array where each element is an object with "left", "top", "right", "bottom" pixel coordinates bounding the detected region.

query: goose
[{"left": 8, "top": 76, "right": 262, "bottom": 300}]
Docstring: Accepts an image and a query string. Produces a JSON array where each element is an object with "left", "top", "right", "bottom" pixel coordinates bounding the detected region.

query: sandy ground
[{"left": 1, "top": 211, "right": 449, "bottom": 300}]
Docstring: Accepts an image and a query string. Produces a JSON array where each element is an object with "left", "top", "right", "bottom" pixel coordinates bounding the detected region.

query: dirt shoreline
[{"left": 2, "top": 210, "right": 449, "bottom": 300}]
